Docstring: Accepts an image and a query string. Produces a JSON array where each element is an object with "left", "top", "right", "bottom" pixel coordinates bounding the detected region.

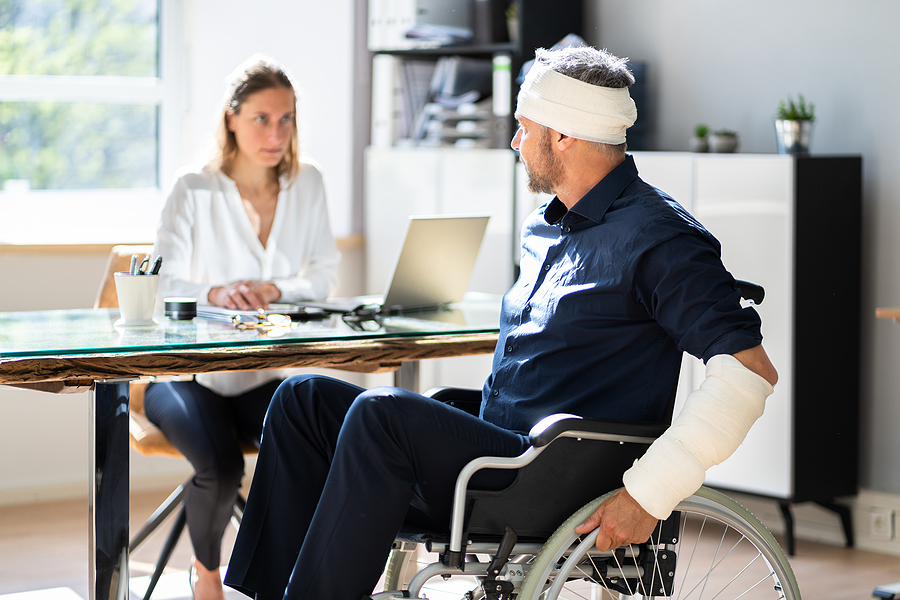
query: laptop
[{"left": 298, "top": 214, "right": 490, "bottom": 314}]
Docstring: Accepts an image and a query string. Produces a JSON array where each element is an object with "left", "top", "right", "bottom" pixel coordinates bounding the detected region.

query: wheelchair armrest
[
  {"left": 528, "top": 413, "right": 668, "bottom": 448},
  {"left": 424, "top": 386, "right": 483, "bottom": 417}
]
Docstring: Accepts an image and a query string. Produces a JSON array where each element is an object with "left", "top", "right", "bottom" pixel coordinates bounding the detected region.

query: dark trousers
[
  {"left": 144, "top": 379, "right": 279, "bottom": 569},
  {"left": 223, "top": 375, "right": 529, "bottom": 600}
]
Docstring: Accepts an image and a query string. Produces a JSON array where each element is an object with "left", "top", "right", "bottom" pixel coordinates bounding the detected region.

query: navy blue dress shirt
[{"left": 480, "top": 155, "right": 763, "bottom": 433}]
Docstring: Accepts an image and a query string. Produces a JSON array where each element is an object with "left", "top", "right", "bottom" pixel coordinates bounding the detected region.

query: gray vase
[
  {"left": 689, "top": 136, "right": 709, "bottom": 152},
  {"left": 775, "top": 119, "right": 813, "bottom": 154},
  {"left": 709, "top": 134, "right": 739, "bottom": 153}
]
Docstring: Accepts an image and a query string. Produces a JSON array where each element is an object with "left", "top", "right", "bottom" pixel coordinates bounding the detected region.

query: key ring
[{"left": 232, "top": 309, "right": 292, "bottom": 330}]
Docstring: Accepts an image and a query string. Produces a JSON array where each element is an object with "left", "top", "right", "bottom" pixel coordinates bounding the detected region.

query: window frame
[{"left": 0, "top": 0, "right": 185, "bottom": 245}]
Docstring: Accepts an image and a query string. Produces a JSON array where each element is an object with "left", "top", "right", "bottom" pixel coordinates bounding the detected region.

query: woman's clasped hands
[{"left": 209, "top": 280, "right": 281, "bottom": 311}]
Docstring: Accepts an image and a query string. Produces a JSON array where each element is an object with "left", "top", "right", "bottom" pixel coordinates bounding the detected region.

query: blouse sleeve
[{"left": 152, "top": 175, "right": 214, "bottom": 304}]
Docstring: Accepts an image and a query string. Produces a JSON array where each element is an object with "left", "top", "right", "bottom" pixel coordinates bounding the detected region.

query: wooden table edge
[{"left": 0, "top": 331, "right": 500, "bottom": 386}]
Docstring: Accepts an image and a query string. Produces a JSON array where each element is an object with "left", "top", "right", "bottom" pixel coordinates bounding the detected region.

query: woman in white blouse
[{"left": 146, "top": 55, "right": 339, "bottom": 600}]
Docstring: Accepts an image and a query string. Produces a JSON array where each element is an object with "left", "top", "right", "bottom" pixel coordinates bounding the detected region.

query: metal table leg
[
  {"left": 89, "top": 380, "right": 131, "bottom": 600},
  {"left": 394, "top": 361, "right": 420, "bottom": 393}
]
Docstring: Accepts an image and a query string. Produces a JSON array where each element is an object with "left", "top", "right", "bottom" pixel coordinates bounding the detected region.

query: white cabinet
[
  {"left": 633, "top": 151, "right": 862, "bottom": 552},
  {"left": 365, "top": 146, "right": 516, "bottom": 296},
  {"left": 364, "top": 146, "right": 516, "bottom": 390},
  {"left": 690, "top": 155, "right": 795, "bottom": 496}
]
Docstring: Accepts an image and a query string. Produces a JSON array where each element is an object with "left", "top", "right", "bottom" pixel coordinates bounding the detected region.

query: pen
[
  {"left": 149, "top": 255, "right": 163, "bottom": 275},
  {"left": 139, "top": 256, "right": 150, "bottom": 275},
  {"left": 129, "top": 254, "right": 138, "bottom": 275}
]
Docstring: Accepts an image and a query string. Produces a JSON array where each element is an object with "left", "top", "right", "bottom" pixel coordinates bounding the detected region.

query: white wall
[
  {"left": 588, "top": 0, "right": 900, "bottom": 494},
  {"left": 180, "top": 0, "right": 356, "bottom": 238}
]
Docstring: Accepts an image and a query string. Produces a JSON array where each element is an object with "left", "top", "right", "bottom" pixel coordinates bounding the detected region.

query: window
[{"left": 0, "top": 0, "right": 183, "bottom": 244}]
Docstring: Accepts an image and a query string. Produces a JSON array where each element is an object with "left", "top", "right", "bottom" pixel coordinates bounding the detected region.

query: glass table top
[{"left": 0, "top": 294, "right": 501, "bottom": 359}]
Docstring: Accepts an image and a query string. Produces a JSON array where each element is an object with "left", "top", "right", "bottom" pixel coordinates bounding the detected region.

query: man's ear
[{"left": 555, "top": 132, "right": 577, "bottom": 151}]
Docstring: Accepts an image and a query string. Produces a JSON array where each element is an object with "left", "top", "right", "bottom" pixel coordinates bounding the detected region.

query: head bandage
[
  {"left": 622, "top": 354, "right": 774, "bottom": 520},
  {"left": 515, "top": 62, "right": 637, "bottom": 144}
]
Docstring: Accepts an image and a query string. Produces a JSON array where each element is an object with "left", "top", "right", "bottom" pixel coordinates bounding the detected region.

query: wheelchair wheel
[
  {"left": 383, "top": 550, "right": 404, "bottom": 591},
  {"left": 519, "top": 486, "right": 800, "bottom": 599}
]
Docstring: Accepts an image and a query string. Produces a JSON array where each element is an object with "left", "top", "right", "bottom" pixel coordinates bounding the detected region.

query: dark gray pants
[
  {"left": 223, "top": 374, "right": 529, "bottom": 600},
  {"left": 144, "top": 379, "right": 278, "bottom": 569}
]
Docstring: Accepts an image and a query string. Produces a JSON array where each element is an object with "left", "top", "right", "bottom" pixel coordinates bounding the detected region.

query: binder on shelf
[
  {"left": 367, "top": 0, "right": 386, "bottom": 51},
  {"left": 398, "top": 0, "right": 418, "bottom": 49},
  {"left": 371, "top": 54, "right": 402, "bottom": 147}
]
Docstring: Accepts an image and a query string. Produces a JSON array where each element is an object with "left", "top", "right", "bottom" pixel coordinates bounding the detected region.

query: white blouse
[{"left": 152, "top": 160, "right": 340, "bottom": 395}]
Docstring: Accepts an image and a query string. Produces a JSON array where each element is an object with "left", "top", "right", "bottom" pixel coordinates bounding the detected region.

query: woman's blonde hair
[{"left": 211, "top": 54, "right": 301, "bottom": 182}]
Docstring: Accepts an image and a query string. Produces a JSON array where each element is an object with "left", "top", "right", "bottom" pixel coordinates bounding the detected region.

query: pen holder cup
[{"left": 114, "top": 272, "right": 160, "bottom": 326}]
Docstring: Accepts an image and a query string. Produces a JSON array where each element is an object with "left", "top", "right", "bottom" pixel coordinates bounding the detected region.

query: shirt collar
[{"left": 544, "top": 154, "right": 640, "bottom": 228}]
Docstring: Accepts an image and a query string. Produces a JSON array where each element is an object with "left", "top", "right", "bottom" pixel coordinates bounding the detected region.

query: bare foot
[{"left": 191, "top": 557, "right": 226, "bottom": 600}]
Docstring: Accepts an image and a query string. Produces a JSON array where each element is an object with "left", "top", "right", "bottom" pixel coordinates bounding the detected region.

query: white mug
[{"left": 114, "top": 272, "right": 160, "bottom": 326}]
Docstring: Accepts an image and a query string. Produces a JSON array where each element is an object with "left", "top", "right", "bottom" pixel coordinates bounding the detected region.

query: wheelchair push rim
[{"left": 519, "top": 486, "right": 801, "bottom": 600}]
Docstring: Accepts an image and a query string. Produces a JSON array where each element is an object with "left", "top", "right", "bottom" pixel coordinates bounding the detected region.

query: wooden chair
[{"left": 96, "top": 244, "right": 256, "bottom": 600}]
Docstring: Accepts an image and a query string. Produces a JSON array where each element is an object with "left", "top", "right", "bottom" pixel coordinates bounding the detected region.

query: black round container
[{"left": 164, "top": 297, "right": 197, "bottom": 320}]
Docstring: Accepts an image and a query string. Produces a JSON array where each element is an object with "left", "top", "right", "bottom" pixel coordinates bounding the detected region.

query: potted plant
[
  {"left": 689, "top": 123, "right": 709, "bottom": 152},
  {"left": 775, "top": 94, "right": 815, "bottom": 154},
  {"left": 709, "top": 129, "right": 739, "bottom": 153}
]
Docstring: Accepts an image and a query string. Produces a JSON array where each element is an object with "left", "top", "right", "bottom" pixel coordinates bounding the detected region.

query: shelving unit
[{"left": 368, "top": 0, "right": 583, "bottom": 148}]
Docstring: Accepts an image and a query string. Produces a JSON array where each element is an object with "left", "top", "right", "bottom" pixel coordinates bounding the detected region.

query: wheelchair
[{"left": 371, "top": 281, "right": 800, "bottom": 600}]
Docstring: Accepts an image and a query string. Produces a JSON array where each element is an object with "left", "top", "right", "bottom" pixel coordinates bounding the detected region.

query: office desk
[{"left": 0, "top": 295, "right": 501, "bottom": 600}]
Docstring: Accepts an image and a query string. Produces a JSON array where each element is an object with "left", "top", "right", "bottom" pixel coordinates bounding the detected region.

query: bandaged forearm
[{"left": 622, "top": 354, "right": 775, "bottom": 520}]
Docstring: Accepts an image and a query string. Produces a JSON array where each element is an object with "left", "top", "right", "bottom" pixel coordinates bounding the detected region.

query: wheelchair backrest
[{"left": 464, "top": 419, "right": 666, "bottom": 539}]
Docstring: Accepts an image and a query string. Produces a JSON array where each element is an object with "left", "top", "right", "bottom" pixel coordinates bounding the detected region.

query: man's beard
[{"left": 525, "top": 129, "right": 564, "bottom": 195}]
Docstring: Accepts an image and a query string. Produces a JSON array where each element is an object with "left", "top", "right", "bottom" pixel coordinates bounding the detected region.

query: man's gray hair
[{"left": 533, "top": 46, "right": 635, "bottom": 157}]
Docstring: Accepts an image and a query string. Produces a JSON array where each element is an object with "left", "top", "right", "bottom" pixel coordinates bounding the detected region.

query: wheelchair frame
[{"left": 373, "top": 415, "right": 800, "bottom": 600}]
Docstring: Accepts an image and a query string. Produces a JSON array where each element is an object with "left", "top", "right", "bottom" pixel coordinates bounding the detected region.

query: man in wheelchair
[{"left": 224, "top": 46, "right": 779, "bottom": 600}]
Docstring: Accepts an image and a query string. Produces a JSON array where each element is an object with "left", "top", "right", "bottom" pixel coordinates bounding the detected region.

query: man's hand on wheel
[{"left": 574, "top": 487, "right": 658, "bottom": 551}]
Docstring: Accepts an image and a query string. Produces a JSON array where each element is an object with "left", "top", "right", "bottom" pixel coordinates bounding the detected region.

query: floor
[{"left": 1, "top": 487, "right": 899, "bottom": 600}]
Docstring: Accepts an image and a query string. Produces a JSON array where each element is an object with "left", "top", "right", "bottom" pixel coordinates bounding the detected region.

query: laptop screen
[
  {"left": 296, "top": 214, "right": 490, "bottom": 314},
  {"left": 381, "top": 214, "right": 490, "bottom": 311}
]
